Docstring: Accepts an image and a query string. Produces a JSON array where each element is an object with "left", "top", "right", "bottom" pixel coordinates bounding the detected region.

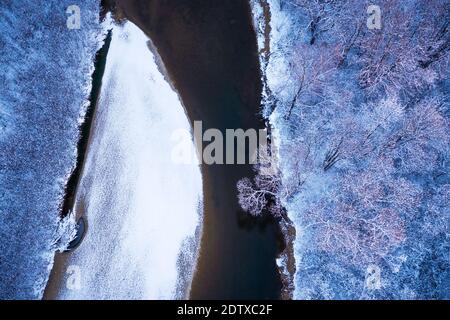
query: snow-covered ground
[
  {"left": 56, "top": 21, "right": 203, "bottom": 299},
  {"left": 0, "top": 1, "right": 106, "bottom": 299}
]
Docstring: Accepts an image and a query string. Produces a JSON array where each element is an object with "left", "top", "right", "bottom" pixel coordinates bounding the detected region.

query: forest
[{"left": 241, "top": 0, "right": 449, "bottom": 299}]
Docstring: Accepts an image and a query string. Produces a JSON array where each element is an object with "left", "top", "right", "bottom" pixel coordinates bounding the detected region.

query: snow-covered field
[
  {"left": 56, "top": 21, "right": 203, "bottom": 299},
  {"left": 0, "top": 1, "right": 105, "bottom": 299}
]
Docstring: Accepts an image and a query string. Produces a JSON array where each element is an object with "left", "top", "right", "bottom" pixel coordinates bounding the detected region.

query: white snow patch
[{"left": 57, "top": 21, "right": 203, "bottom": 299}]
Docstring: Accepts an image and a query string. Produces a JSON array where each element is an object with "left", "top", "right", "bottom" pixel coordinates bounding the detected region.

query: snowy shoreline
[
  {"left": 249, "top": 0, "right": 297, "bottom": 299},
  {"left": 44, "top": 24, "right": 112, "bottom": 300},
  {"left": 46, "top": 20, "right": 203, "bottom": 300}
]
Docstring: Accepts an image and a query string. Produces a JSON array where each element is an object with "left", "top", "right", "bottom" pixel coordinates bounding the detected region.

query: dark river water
[{"left": 116, "top": 0, "right": 282, "bottom": 299}]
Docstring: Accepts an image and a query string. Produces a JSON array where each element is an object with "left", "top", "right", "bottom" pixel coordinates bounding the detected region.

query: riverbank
[
  {"left": 46, "top": 19, "right": 203, "bottom": 299},
  {"left": 115, "top": 0, "right": 282, "bottom": 298},
  {"left": 249, "top": 0, "right": 296, "bottom": 299},
  {"left": 43, "top": 27, "right": 112, "bottom": 300}
]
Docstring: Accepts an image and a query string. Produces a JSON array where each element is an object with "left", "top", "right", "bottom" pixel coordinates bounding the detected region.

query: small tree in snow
[{"left": 237, "top": 166, "right": 283, "bottom": 217}]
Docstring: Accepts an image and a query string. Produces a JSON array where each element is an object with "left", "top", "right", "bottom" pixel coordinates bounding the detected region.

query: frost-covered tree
[
  {"left": 291, "top": 0, "right": 354, "bottom": 45},
  {"left": 237, "top": 161, "right": 283, "bottom": 217},
  {"left": 301, "top": 168, "right": 421, "bottom": 265},
  {"left": 284, "top": 44, "right": 340, "bottom": 119},
  {"left": 357, "top": 0, "right": 449, "bottom": 93}
]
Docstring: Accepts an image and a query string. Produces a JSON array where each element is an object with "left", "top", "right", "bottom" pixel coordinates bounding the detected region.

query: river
[{"left": 115, "top": 0, "right": 282, "bottom": 299}]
